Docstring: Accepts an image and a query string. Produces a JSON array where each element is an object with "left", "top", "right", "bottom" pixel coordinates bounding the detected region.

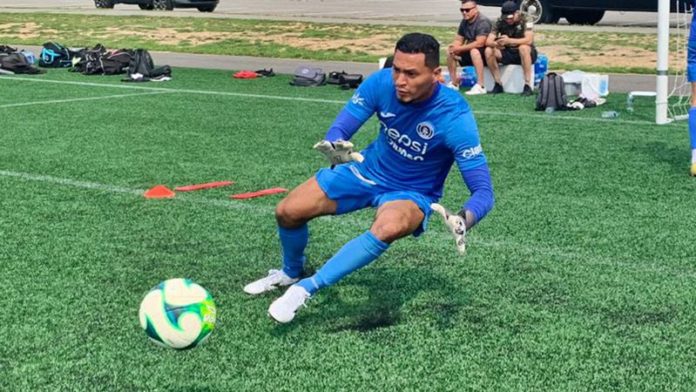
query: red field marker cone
[
  {"left": 175, "top": 181, "right": 234, "bottom": 192},
  {"left": 144, "top": 185, "right": 175, "bottom": 199},
  {"left": 230, "top": 187, "right": 288, "bottom": 200}
]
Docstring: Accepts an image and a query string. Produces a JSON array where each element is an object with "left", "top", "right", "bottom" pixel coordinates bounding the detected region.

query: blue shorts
[
  {"left": 689, "top": 62, "right": 696, "bottom": 83},
  {"left": 689, "top": 40, "right": 696, "bottom": 82},
  {"left": 315, "top": 163, "right": 436, "bottom": 236}
]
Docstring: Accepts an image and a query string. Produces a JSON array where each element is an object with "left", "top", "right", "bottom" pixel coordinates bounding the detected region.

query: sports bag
[
  {"left": 0, "top": 45, "right": 17, "bottom": 55},
  {"left": 124, "top": 49, "right": 171, "bottom": 81},
  {"left": 535, "top": 72, "right": 568, "bottom": 111},
  {"left": 100, "top": 50, "right": 133, "bottom": 75},
  {"left": 327, "top": 70, "right": 347, "bottom": 85},
  {"left": 39, "top": 42, "right": 73, "bottom": 68},
  {"left": 290, "top": 66, "right": 326, "bottom": 87},
  {"left": 0, "top": 52, "right": 43, "bottom": 74},
  {"left": 338, "top": 73, "right": 363, "bottom": 89}
]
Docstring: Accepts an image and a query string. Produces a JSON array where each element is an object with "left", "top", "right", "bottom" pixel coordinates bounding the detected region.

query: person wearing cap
[
  {"left": 445, "top": 0, "right": 492, "bottom": 95},
  {"left": 485, "top": 0, "right": 537, "bottom": 96}
]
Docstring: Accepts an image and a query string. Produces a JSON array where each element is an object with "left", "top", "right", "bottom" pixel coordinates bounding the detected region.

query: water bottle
[
  {"left": 601, "top": 111, "right": 619, "bottom": 118},
  {"left": 626, "top": 95, "right": 634, "bottom": 113},
  {"left": 534, "top": 54, "right": 548, "bottom": 87},
  {"left": 459, "top": 66, "right": 477, "bottom": 88}
]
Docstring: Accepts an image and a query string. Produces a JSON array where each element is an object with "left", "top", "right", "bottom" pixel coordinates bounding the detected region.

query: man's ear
[{"left": 433, "top": 66, "right": 442, "bottom": 83}]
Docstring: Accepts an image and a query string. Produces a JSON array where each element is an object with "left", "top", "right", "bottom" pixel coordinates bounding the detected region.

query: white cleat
[
  {"left": 268, "top": 285, "right": 311, "bottom": 323},
  {"left": 243, "top": 269, "right": 299, "bottom": 295}
]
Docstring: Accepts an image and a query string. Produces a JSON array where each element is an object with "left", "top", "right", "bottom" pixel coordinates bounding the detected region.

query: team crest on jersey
[{"left": 416, "top": 122, "right": 435, "bottom": 140}]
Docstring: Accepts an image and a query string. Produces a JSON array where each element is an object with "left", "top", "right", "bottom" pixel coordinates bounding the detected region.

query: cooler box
[{"left": 483, "top": 65, "right": 534, "bottom": 94}]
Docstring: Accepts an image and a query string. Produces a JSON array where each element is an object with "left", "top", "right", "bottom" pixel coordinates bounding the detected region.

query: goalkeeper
[{"left": 244, "top": 33, "right": 495, "bottom": 323}]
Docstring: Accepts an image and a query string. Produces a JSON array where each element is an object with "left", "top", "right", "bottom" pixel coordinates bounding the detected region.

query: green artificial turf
[{"left": 1, "top": 68, "right": 695, "bottom": 391}]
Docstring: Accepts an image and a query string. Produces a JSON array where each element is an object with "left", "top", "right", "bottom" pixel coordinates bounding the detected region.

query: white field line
[
  {"left": 0, "top": 75, "right": 674, "bottom": 127},
  {"left": 0, "top": 91, "right": 173, "bottom": 109},
  {"left": 0, "top": 76, "right": 346, "bottom": 105},
  {"left": 2, "top": 168, "right": 694, "bottom": 280}
]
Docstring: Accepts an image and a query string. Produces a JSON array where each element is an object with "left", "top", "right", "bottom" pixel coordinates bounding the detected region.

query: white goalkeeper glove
[
  {"left": 430, "top": 203, "right": 467, "bottom": 254},
  {"left": 313, "top": 140, "right": 364, "bottom": 166}
]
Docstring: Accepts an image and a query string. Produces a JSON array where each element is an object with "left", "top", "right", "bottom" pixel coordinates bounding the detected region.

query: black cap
[{"left": 501, "top": 1, "right": 518, "bottom": 18}]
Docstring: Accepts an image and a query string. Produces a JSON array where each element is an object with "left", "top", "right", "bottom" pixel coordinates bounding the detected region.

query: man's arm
[
  {"left": 499, "top": 30, "right": 534, "bottom": 47},
  {"left": 458, "top": 164, "right": 494, "bottom": 230},
  {"left": 485, "top": 31, "right": 498, "bottom": 48},
  {"left": 325, "top": 109, "right": 363, "bottom": 142},
  {"left": 451, "top": 35, "right": 487, "bottom": 56},
  {"left": 315, "top": 109, "right": 366, "bottom": 165}
]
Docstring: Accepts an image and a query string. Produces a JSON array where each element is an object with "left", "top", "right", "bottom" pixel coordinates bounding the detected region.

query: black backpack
[
  {"left": 70, "top": 44, "right": 107, "bottom": 74},
  {"left": 0, "top": 45, "right": 17, "bottom": 55},
  {"left": 536, "top": 72, "right": 568, "bottom": 111},
  {"left": 124, "top": 49, "right": 171, "bottom": 81},
  {"left": 101, "top": 50, "right": 133, "bottom": 75},
  {"left": 290, "top": 66, "right": 326, "bottom": 87},
  {"left": 39, "top": 42, "right": 73, "bottom": 68},
  {"left": 338, "top": 73, "right": 363, "bottom": 89},
  {"left": 0, "top": 52, "right": 43, "bottom": 74}
]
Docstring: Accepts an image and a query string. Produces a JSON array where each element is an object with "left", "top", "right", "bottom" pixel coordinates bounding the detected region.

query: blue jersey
[{"left": 341, "top": 68, "right": 486, "bottom": 199}]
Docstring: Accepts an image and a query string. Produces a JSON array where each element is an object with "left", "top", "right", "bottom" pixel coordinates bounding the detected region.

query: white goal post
[
  {"left": 657, "top": 0, "right": 694, "bottom": 124},
  {"left": 657, "top": 0, "right": 671, "bottom": 124}
]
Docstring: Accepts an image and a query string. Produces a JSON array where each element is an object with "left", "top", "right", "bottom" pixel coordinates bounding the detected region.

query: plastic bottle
[
  {"left": 459, "top": 66, "right": 477, "bottom": 88},
  {"left": 601, "top": 111, "right": 619, "bottom": 118},
  {"left": 545, "top": 107, "right": 555, "bottom": 115},
  {"left": 626, "top": 95, "right": 634, "bottom": 113}
]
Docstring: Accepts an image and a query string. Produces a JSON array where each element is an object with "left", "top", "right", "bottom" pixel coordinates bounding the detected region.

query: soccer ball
[{"left": 138, "top": 278, "right": 216, "bottom": 349}]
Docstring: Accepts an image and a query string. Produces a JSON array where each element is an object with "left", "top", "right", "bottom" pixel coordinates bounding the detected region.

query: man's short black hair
[{"left": 394, "top": 33, "right": 440, "bottom": 69}]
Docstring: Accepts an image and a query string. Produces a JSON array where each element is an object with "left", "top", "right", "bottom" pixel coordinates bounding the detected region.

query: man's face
[
  {"left": 391, "top": 50, "right": 439, "bottom": 104},
  {"left": 505, "top": 11, "right": 519, "bottom": 25},
  {"left": 460, "top": 1, "right": 478, "bottom": 21}
]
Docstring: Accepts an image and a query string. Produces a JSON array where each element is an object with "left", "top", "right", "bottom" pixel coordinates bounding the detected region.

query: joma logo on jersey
[
  {"left": 461, "top": 144, "right": 482, "bottom": 159},
  {"left": 380, "top": 120, "right": 429, "bottom": 161}
]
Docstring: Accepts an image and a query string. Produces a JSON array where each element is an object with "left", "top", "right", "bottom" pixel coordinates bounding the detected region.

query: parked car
[
  {"left": 476, "top": 0, "right": 690, "bottom": 25},
  {"left": 94, "top": 0, "right": 218, "bottom": 12}
]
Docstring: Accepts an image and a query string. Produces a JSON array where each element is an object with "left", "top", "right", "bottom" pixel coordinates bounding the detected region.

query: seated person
[
  {"left": 446, "top": 0, "right": 492, "bottom": 95},
  {"left": 484, "top": 0, "right": 537, "bottom": 96}
]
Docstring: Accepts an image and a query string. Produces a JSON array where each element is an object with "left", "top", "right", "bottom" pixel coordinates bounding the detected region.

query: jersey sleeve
[
  {"left": 446, "top": 111, "right": 487, "bottom": 171},
  {"left": 343, "top": 70, "right": 383, "bottom": 123}
]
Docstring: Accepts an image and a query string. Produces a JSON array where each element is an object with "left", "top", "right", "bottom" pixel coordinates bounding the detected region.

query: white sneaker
[
  {"left": 243, "top": 269, "right": 299, "bottom": 295},
  {"left": 444, "top": 81, "right": 459, "bottom": 91},
  {"left": 465, "top": 84, "right": 487, "bottom": 95},
  {"left": 268, "top": 285, "right": 311, "bottom": 323}
]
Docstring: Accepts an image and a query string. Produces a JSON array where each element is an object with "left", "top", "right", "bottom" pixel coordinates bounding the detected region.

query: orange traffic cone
[{"left": 144, "top": 185, "right": 175, "bottom": 199}]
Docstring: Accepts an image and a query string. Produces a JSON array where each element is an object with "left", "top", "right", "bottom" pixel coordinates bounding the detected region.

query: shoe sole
[{"left": 243, "top": 279, "right": 299, "bottom": 295}]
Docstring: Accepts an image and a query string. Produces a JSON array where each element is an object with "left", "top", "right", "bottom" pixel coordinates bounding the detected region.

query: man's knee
[
  {"left": 275, "top": 198, "right": 312, "bottom": 228},
  {"left": 518, "top": 45, "right": 531, "bottom": 55},
  {"left": 470, "top": 48, "right": 483, "bottom": 61},
  {"left": 371, "top": 219, "right": 412, "bottom": 243},
  {"left": 371, "top": 204, "right": 422, "bottom": 243}
]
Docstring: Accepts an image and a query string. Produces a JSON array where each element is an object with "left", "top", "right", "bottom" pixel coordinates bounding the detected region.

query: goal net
[{"left": 658, "top": 0, "right": 693, "bottom": 123}]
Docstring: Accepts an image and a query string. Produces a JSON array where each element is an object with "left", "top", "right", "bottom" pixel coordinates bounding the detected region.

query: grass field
[
  {"left": 2, "top": 67, "right": 696, "bottom": 391},
  {"left": 0, "top": 12, "right": 676, "bottom": 74}
]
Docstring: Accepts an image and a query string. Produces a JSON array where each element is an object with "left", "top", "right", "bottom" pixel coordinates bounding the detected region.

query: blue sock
[
  {"left": 279, "top": 225, "right": 308, "bottom": 279},
  {"left": 297, "top": 231, "right": 389, "bottom": 295},
  {"left": 690, "top": 107, "right": 696, "bottom": 150}
]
